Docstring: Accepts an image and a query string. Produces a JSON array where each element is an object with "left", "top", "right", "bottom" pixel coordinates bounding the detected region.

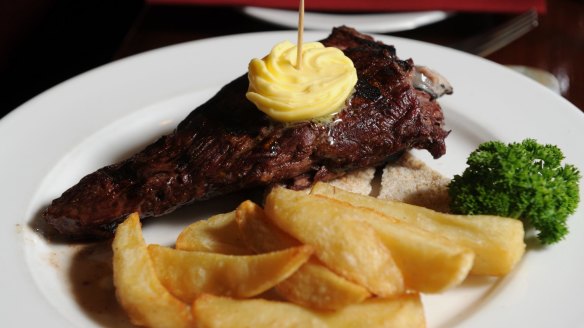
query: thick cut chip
[
  {"left": 291, "top": 191, "right": 474, "bottom": 293},
  {"left": 264, "top": 187, "right": 404, "bottom": 297},
  {"left": 348, "top": 208, "right": 474, "bottom": 292},
  {"left": 236, "top": 201, "right": 370, "bottom": 310},
  {"left": 112, "top": 213, "right": 193, "bottom": 328},
  {"left": 175, "top": 211, "right": 252, "bottom": 255},
  {"left": 311, "top": 182, "right": 525, "bottom": 276},
  {"left": 148, "top": 244, "right": 313, "bottom": 303},
  {"left": 275, "top": 260, "right": 371, "bottom": 310},
  {"left": 235, "top": 200, "right": 301, "bottom": 252},
  {"left": 192, "top": 294, "right": 425, "bottom": 328},
  {"left": 192, "top": 294, "right": 328, "bottom": 328},
  {"left": 320, "top": 294, "right": 425, "bottom": 328}
]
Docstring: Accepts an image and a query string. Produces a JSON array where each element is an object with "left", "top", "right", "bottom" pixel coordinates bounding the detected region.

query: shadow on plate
[{"left": 69, "top": 240, "right": 134, "bottom": 328}]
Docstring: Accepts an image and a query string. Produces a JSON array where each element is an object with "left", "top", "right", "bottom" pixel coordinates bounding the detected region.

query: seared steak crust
[{"left": 44, "top": 26, "right": 449, "bottom": 239}]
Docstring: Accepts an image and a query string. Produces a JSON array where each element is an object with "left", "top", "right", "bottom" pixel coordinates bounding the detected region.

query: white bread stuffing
[
  {"left": 328, "top": 167, "right": 376, "bottom": 196},
  {"left": 378, "top": 152, "right": 450, "bottom": 213}
]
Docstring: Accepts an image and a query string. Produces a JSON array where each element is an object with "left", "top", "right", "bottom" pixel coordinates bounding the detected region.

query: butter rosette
[{"left": 246, "top": 41, "right": 357, "bottom": 123}]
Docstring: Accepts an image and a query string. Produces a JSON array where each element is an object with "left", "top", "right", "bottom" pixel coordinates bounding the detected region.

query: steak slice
[{"left": 43, "top": 26, "right": 450, "bottom": 239}]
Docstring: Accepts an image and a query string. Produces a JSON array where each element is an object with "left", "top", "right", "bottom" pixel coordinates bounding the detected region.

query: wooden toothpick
[{"left": 296, "top": 0, "right": 305, "bottom": 70}]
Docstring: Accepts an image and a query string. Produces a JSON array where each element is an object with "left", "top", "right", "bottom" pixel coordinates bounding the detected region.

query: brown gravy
[{"left": 69, "top": 241, "right": 134, "bottom": 328}]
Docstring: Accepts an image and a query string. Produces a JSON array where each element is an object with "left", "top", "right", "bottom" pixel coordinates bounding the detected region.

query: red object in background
[{"left": 146, "top": 0, "right": 547, "bottom": 14}]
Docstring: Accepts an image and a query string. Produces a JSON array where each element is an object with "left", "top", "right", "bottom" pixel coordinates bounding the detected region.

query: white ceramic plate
[
  {"left": 1, "top": 31, "right": 583, "bottom": 327},
  {"left": 243, "top": 6, "right": 451, "bottom": 32}
]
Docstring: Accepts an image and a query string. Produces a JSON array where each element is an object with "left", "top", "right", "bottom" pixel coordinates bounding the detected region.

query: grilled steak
[{"left": 44, "top": 26, "right": 450, "bottom": 239}]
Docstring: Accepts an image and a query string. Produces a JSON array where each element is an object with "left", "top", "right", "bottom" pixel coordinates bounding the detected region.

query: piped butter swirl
[{"left": 246, "top": 41, "right": 357, "bottom": 123}]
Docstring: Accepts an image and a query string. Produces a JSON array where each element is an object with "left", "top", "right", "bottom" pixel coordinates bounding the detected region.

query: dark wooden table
[{"left": 1, "top": 0, "right": 582, "bottom": 118}]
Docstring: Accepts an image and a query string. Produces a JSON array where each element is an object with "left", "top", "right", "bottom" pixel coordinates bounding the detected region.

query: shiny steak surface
[{"left": 44, "top": 26, "right": 450, "bottom": 239}]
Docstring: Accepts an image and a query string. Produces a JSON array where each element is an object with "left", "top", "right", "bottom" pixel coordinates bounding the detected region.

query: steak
[{"left": 43, "top": 26, "right": 450, "bottom": 239}]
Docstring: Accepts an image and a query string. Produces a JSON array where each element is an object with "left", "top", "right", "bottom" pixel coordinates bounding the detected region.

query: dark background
[
  {"left": 1, "top": 0, "right": 582, "bottom": 119},
  {"left": 0, "top": 0, "right": 143, "bottom": 118}
]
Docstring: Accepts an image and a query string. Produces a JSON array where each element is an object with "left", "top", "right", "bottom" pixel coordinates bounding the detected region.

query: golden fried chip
[
  {"left": 235, "top": 200, "right": 300, "bottom": 252},
  {"left": 192, "top": 294, "right": 327, "bottom": 328},
  {"left": 275, "top": 259, "right": 371, "bottom": 310},
  {"left": 285, "top": 190, "right": 474, "bottom": 293},
  {"left": 148, "top": 244, "right": 313, "bottom": 303},
  {"left": 321, "top": 293, "right": 425, "bottom": 328},
  {"left": 112, "top": 213, "right": 193, "bottom": 328},
  {"left": 311, "top": 182, "right": 525, "bottom": 276},
  {"left": 236, "top": 200, "right": 370, "bottom": 310},
  {"left": 353, "top": 211, "right": 474, "bottom": 293},
  {"left": 264, "top": 187, "right": 404, "bottom": 297},
  {"left": 192, "top": 294, "right": 425, "bottom": 328},
  {"left": 175, "top": 211, "right": 252, "bottom": 255}
]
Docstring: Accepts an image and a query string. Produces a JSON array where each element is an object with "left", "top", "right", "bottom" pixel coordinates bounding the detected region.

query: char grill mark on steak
[{"left": 43, "top": 26, "right": 450, "bottom": 239}]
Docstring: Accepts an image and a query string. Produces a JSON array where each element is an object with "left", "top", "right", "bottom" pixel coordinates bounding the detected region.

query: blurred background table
[{"left": 0, "top": 0, "right": 582, "bottom": 119}]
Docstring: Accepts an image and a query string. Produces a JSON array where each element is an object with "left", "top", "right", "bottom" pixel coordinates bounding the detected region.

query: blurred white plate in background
[{"left": 242, "top": 6, "right": 451, "bottom": 32}]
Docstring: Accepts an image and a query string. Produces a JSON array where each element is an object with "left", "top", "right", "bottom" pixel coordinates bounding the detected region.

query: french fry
[
  {"left": 148, "top": 244, "right": 313, "bottom": 303},
  {"left": 268, "top": 187, "right": 474, "bottom": 293},
  {"left": 192, "top": 294, "right": 328, "bottom": 328},
  {"left": 264, "top": 187, "right": 404, "bottom": 297},
  {"left": 350, "top": 208, "right": 475, "bottom": 293},
  {"left": 175, "top": 211, "right": 252, "bottom": 255},
  {"left": 311, "top": 182, "right": 525, "bottom": 276},
  {"left": 235, "top": 200, "right": 301, "bottom": 252},
  {"left": 112, "top": 213, "right": 193, "bottom": 328},
  {"left": 310, "top": 187, "right": 474, "bottom": 292},
  {"left": 236, "top": 200, "right": 370, "bottom": 310},
  {"left": 320, "top": 294, "right": 425, "bottom": 328},
  {"left": 275, "top": 261, "right": 371, "bottom": 310},
  {"left": 192, "top": 294, "right": 425, "bottom": 328}
]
